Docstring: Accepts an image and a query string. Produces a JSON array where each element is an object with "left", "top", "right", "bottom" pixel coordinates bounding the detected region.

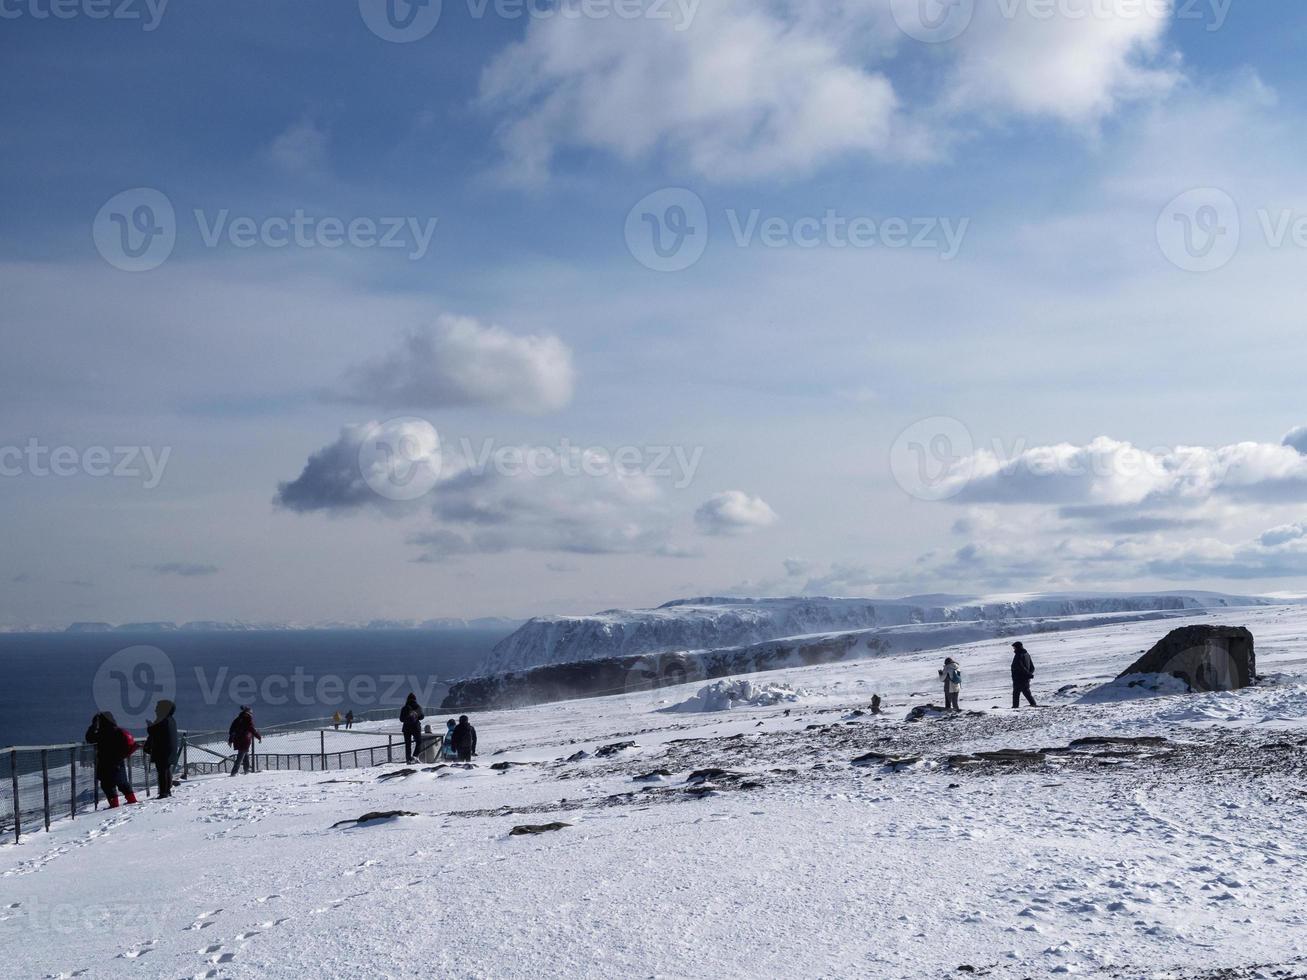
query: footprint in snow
[{"left": 118, "top": 939, "right": 156, "bottom": 959}]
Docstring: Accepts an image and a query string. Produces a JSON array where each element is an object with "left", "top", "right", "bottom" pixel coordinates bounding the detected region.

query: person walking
[
  {"left": 227, "top": 705, "right": 262, "bottom": 776},
  {"left": 345, "top": 710, "right": 354, "bottom": 730},
  {"left": 938, "top": 657, "right": 962, "bottom": 712},
  {"left": 144, "top": 699, "right": 178, "bottom": 798},
  {"left": 439, "top": 719, "right": 458, "bottom": 761},
  {"left": 1011, "top": 641, "right": 1038, "bottom": 708},
  {"left": 399, "top": 693, "right": 425, "bottom": 764},
  {"left": 452, "top": 715, "right": 477, "bottom": 762},
  {"left": 85, "top": 711, "right": 137, "bottom": 807}
]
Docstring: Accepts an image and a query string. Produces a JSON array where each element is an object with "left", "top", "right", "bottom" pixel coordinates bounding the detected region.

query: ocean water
[{"left": 0, "top": 628, "right": 510, "bottom": 748}]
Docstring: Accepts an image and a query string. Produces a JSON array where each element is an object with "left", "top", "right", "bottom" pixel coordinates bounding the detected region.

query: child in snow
[{"left": 938, "top": 658, "right": 962, "bottom": 711}]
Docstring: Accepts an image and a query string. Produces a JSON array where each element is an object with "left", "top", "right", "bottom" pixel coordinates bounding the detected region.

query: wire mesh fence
[{"left": 3, "top": 717, "right": 423, "bottom": 843}]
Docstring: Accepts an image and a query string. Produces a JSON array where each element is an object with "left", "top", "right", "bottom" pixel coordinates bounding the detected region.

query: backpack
[
  {"left": 121, "top": 729, "right": 138, "bottom": 756},
  {"left": 947, "top": 665, "right": 962, "bottom": 685}
]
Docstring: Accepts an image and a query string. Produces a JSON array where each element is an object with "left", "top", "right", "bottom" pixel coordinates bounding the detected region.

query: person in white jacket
[{"left": 938, "top": 657, "right": 962, "bottom": 711}]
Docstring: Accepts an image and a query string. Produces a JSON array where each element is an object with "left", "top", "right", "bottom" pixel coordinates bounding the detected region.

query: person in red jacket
[
  {"left": 85, "top": 711, "right": 137, "bottom": 807},
  {"left": 227, "top": 705, "right": 262, "bottom": 776}
]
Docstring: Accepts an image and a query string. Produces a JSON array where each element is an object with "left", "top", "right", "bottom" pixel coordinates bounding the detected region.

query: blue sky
[{"left": 3, "top": 0, "right": 1307, "bottom": 626}]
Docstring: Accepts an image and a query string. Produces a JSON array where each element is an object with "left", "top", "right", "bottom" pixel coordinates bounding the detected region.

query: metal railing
[{"left": 3, "top": 725, "right": 444, "bottom": 843}]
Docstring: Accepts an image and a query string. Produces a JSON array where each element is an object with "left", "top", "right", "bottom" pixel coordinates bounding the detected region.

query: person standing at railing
[
  {"left": 440, "top": 718, "right": 458, "bottom": 761},
  {"left": 227, "top": 705, "right": 262, "bottom": 776},
  {"left": 452, "top": 715, "right": 477, "bottom": 763},
  {"left": 399, "top": 693, "right": 425, "bottom": 764},
  {"left": 332, "top": 711, "right": 342, "bottom": 730},
  {"left": 345, "top": 710, "right": 354, "bottom": 730},
  {"left": 144, "top": 700, "right": 179, "bottom": 798},
  {"left": 85, "top": 711, "right": 137, "bottom": 807}
]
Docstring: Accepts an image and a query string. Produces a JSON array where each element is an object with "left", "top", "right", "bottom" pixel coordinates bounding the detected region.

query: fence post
[
  {"left": 69, "top": 746, "right": 77, "bottom": 821},
  {"left": 320, "top": 731, "right": 326, "bottom": 771},
  {"left": 183, "top": 734, "right": 189, "bottom": 780},
  {"left": 10, "top": 750, "right": 20, "bottom": 844},
  {"left": 387, "top": 735, "right": 394, "bottom": 763},
  {"left": 41, "top": 749, "right": 50, "bottom": 832}
]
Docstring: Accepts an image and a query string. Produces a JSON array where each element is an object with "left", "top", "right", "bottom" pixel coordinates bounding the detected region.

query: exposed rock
[
  {"left": 1069, "top": 736, "right": 1169, "bottom": 749},
  {"left": 634, "top": 769, "right": 672, "bottom": 782},
  {"left": 509, "top": 822, "right": 572, "bottom": 836},
  {"left": 1117, "top": 625, "right": 1255, "bottom": 692},
  {"left": 332, "top": 810, "right": 417, "bottom": 829},
  {"left": 490, "top": 761, "right": 526, "bottom": 772},
  {"left": 595, "top": 741, "right": 638, "bottom": 758},
  {"left": 377, "top": 768, "right": 417, "bottom": 781},
  {"left": 564, "top": 750, "right": 590, "bottom": 762}
]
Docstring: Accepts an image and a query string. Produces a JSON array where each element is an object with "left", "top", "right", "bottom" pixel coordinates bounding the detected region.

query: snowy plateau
[{"left": 4, "top": 597, "right": 1307, "bottom": 978}]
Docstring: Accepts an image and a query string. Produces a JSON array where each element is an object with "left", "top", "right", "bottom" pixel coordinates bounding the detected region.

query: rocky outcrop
[
  {"left": 441, "top": 630, "right": 883, "bottom": 712},
  {"left": 1117, "top": 625, "right": 1256, "bottom": 692}
]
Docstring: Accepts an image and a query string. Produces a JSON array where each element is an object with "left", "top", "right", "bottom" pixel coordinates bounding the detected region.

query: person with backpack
[
  {"left": 938, "top": 657, "right": 962, "bottom": 711},
  {"left": 399, "top": 693, "right": 424, "bottom": 764},
  {"left": 144, "top": 699, "right": 178, "bottom": 798},
  {"left": 85, "top": 711, "right": 137, "bottom": 807},
  {"left": 439, "top": 718, "right": 458, "bottom": 761},
  {"left": 452, "top": 715, "right": 477, "bottom": 762},
  {"left": 1011, "top": 641, "right": 1038, "bottom": 709},
  {"left": 227, "top": 705, "right": 262, "bottom": 776}
]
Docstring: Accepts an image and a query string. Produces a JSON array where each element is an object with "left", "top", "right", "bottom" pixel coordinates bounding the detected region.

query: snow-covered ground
[{"left": 3, "top": 604, "right": 1307, "bottom": 978}]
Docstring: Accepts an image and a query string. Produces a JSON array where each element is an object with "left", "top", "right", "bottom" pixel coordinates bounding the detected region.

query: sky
[{"left": 2, "top": 0, "right": 1307, "bottom": 627}]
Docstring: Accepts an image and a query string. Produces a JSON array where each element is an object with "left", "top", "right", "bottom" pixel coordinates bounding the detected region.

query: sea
[{"left": 0, "top": 627, "right": 509, "bottom": 748}]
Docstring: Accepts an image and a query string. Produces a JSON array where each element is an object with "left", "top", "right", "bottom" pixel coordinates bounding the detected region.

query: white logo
[
  {"left": 625, "top": 187, "right": 709, "bottom": 273},
  {"left": 358, "top": 0, "right": 443, "bottom": 42},
  {"left": 92, "top": 188, "right": 176, "bottom": 272},
  {"left": 357, "top": 417, "right": 442, "bottom": 501},
  {"left": 92, "top": 645, "right": 176, "bottom": 729},
  {"left": 891, "top": 0, "right": 975, "bottom": 43},
  {"left": 889, "top": 416, "right": 975, "bottom": 501},
  {"left": 1157, "top": 187, "right": 1240, "bottom": 273}
]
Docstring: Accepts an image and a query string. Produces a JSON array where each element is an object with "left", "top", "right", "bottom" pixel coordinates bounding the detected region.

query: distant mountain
[
  {"left": 474, "top": 592, "right": 1276, "bottom": 677},
  {"left": 51, "top": 618, "right": 523, "bottom": 634}
]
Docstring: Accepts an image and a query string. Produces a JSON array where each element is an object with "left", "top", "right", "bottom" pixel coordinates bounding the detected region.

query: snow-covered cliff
[{"left": 474, "top": 592, "right": 1268, "bottom": 677}]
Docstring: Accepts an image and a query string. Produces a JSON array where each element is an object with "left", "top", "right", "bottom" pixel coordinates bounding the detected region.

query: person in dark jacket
[
  {"left": 85, "top": 711, "right": 137, "bottom": 807},
  {"left": 345, "top": 710, "right": 354, "bottom": 730},
  {"left": 399, "top": 693, "right": 425, "bottom": 763},
  {"left": 452, "top": 715, "right": 477, "bottom": 762},
  {"left": 1011, "top": 641, "right": 1037, "bottom": 708},
  {"left": 227, "top": 705, "right": 262, "bottom": 776},
  {"left": 144, "top": 699, "right": 178, "bottom": 798}
]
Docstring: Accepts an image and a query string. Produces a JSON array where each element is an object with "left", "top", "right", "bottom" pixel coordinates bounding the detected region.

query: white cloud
[
  {"left": 336, "top": 315, "right": 575, "bottom": 414},
  {"left": 477, "top": 0, "right": 1183, "bottom": 182},
  {"left": 1284, "top": 426, "right": 1307, "bottom": 455},
  {"left": 694, "top": 490, "right": 779, "bottom": 536},
  {"left": 946, "top": 0, "right": 1179, "bottom": 125},
  {"left": 945, "top": 434, "right": 1307, "bottom": 508},
  {"left": 268, "top": 117, "right": 330, "bottom": 177}
]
